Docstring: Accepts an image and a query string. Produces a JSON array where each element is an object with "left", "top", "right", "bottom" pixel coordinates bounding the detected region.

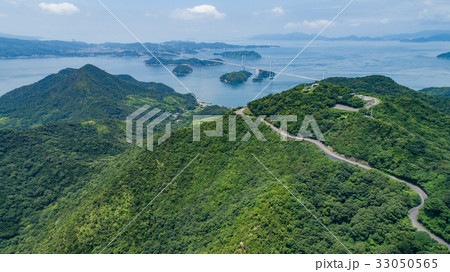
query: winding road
[{"left": 236, "top": 107, "right": 449, "bottom": 249}]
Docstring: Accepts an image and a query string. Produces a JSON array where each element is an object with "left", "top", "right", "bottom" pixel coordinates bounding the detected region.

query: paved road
[
  {"left": 236, "top": 107, "right": 449, "bottom": 249},
  {"left": 332, "top": 95, "right": 381, "bottom": 112},
  {"left": 356, "top": 95, "right": 381, "bottom": 109}
]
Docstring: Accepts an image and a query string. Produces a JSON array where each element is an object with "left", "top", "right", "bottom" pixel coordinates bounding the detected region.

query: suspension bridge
[{"left": 147, "top": 49, "right": 321, "bottom": 81}]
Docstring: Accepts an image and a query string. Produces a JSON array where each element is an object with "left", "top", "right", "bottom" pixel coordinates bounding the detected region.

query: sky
[{"left": 0, "top": 0, "right": 449, "bottom": 43}]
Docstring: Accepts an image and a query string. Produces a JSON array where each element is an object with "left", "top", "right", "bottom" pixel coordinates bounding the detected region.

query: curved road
[{"left": 236, "top": 107, "right": 449, "bottom": 249}]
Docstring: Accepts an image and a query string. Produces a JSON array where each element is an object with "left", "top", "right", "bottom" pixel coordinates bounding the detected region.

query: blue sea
[{"left": 0, "top": 40, "right": 449, "bottom": 107}]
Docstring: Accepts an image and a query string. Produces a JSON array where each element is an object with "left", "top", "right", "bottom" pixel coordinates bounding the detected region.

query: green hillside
[
  {"left": 1, "top": 115, "right": 446, "bottom": 253},
  {"left": 0, "top": 64, "right": 197, "bottom": 129},
  {"left": 324, "top": 75, "right": 450, "bottom": 114},
  {"left": 0, "top": 120, "right": 128, "bottom": 244},
  {"left": 420, "top": 87, "right": 450, "bottom": 97},
  {"left": 249, "top": 78, "right": 450, "bottom": 243},
  {"left": 0, "top": 71, "right": 448, "bottom": 253}
]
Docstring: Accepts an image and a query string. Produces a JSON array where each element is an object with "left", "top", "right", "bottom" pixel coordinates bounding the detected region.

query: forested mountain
[
  {"left": 1, "top": 115, "right": 446, "bottom": 253},
  {"left": 249, "top": 78, "right": 450, "bottom": 243},
  {"left": 0, "top": 120, "right": 128, "bottom": 244},
  {"left": 420, "top": 87, "right": 450, "bottom": 97},
  {"left": 0, "top": 70, "right": 448, "bottom": 253},
  {"left": 324, "top": 76, "right": 450, "bottom": 114},
  {"left": 0, "top": 64, "right": 197, "bottom": 129}
]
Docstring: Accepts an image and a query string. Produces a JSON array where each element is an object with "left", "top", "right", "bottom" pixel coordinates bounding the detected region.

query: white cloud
[
  {"left": 284, "top": 22, "right": 302, "bottom": 29},
  {"left": 284, "top": 20, "right": 331, "bottom": 29},
  {"left": 253, "top": 6, "right": 285, "bottom": 17},
  {"left": 303, "top": 19, "right": 330, "bottom": 28},
  {"left": 39, "top": 2, "right": 80, "bottom": 15},
  {"left": 417, "top": 0, "right": 450, "bottom": 22},
  {"left": 380, "top": 18, "right": 390, "bottom": 24},
  {"left": 171, "top": 5, "right": 225, "bottom": 20},
  {"left": 418, "top": 7, "right": 450, "bottom": 21},
  {"left": 0, "top": 13, "right": 7, "bottom": 18},
  {"left": 271, "top": 6, "right": 285, "bottom": 16}
]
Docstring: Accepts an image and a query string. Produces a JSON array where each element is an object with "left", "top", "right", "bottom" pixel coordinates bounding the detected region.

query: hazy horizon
[{"left": 1, "top": 0, "right": 450, "bottom": 43}]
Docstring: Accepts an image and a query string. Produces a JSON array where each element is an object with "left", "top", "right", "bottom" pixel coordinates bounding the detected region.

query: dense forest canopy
[
  {"left": 420, "top": 87, "right": 450, "bottom": 97},
  {"left": 249, "top": 77, "right": 450, "bottom": 243},
  {"left": 1, "top": 115, "right": 446, "bottom": 253},
  {"left": 0, "top": 68, "right": 448, "bottom": 253}
]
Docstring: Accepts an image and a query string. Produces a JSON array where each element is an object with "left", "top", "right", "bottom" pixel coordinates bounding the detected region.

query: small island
[
  {"left": 252, "top": 70, "right": 276, "bottom": 82},
  {"left": 145, "top": 57, "right": 224, "bottom": 66},
  {"left": 220, "top": 71, "right": 253, "bottom": 84},
  {"left": 437, "top": 52, "right": 450, "bottom": 59},
  {"left": 257, "top": 70, "right": 275, "bottom": 78},
  {"left": 173, "top": 64, "right": 193, "bottom": 76},
  {"left": 214, "top": 50, "right": 262, "bottom": 59}
]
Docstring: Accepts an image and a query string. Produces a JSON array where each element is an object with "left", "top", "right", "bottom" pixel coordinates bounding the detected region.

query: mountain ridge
[
  {"left": 0, "top": 64, "right": 197, "bottom": 129},
  {"left": 0, "top": 69, "right": 448, "bottom": 253}
]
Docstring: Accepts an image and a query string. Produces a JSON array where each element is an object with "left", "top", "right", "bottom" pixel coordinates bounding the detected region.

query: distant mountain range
[
  {"left": 0, "top": 32, "right": 41, "bottom": 40},
  {"left": 0, "top": 35, "right": 275, "bottom": 59},
  {"left": 250, "top": 30, "right": 450, "bottom": 42}
]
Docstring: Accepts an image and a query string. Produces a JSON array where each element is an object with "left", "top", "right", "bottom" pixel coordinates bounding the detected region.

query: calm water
[{"left": 0, "top": 40, "right": 449, "bottom": 107}]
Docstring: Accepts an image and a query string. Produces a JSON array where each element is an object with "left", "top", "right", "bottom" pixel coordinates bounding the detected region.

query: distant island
[
  {"left": 249, "top": 30, "right": 450, "bottom": 42},
  {"left": 256, "top": 70, "right": 275, "bottom": 78},
  {"left": 220, "top": 71, "right": 253, "bottom": 84},
  {"left": 437, "top": 52, "right": 450, "bottom": 59},
  {"left": 252, "top": 70, "right": 275, "bottom": 82},
  {"left": 214, "top": 50, "right": 261, "bottom": 59},
  {"left": 145, "top": 57, "right": 224, "bottom": 66},
  {"left": 0, "top": 36, "right": 276, "bottom": 59},
  {"left": 173, "top": 64, "right": 193, "bottom": 76}
]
